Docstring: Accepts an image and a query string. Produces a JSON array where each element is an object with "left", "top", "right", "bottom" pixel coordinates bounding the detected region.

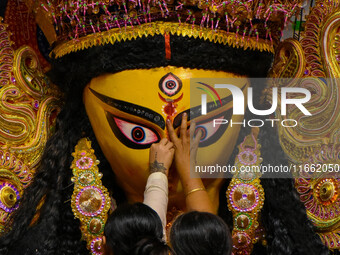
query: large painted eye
[
  {"left": 159, "top": 72, "right": 182, "bottom": 97},
  {"left": 195, "top": 119, "right": 220, "bottom": 142},
  {"left": 115, "top": 118, "right": 159, "bottom": 144},
  {"left": 194, "top": 109, "right": 232, "bottom": 147},
  {"left": 107, "top": 114, "right": 160, "bottom": 149}
]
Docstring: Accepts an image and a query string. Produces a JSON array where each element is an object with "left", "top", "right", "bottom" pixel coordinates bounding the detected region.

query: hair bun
[{"left": 132, "top": 236, "right": 169, "bottom": 255}]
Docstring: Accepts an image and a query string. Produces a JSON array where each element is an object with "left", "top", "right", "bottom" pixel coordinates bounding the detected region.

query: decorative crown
[{"left": 25, "top": 0, "right": 302, "bottom": 58}]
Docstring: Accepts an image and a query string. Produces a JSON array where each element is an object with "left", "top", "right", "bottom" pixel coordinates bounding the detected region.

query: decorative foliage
[
  {"left": 270, "top": 0, "right": 340, "bottom": 250},
  {"left": 0, "top": 18, "right": 61, "bottom": 233}
]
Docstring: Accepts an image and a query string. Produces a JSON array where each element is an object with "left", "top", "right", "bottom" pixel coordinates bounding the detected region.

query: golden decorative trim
[
  {"left": 28, "top": 0, "right": 301, "bottom": 51},
  {"left": 70, "top": 138, "right": 111, "bottom": 255},
  {"left": 0, "top": 18, "right": 60, "bottom": 234},
  {"left": 270, "top": 1, "right": 340, "bottom": 250},
  {"left": 226, "top": 127, "right": 265, "bottom": 255},
  {"left": 52, "top": 21, "right": 275, "bottom": 58}
]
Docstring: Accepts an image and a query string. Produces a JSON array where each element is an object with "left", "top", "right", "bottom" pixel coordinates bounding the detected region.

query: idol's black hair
[
  {"left": 104, "top": 202, "right": 171, "bottom": 255},
  {"left": 0, "top": 35, "right": 329, "bottom": 255},
  {"left": 170, "top": 211, "right": 232, "bottom": 255}
]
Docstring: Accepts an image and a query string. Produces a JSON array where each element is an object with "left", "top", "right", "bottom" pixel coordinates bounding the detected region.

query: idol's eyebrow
[
  {"left": 173, "top": 83, "right": 247, "bottom": 128},
  {"left": 90, "top": 88, "right": 166, "bottom": 129}
]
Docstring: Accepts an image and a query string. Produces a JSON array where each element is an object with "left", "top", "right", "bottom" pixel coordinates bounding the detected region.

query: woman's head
[
  {"left": 104, "top": 202, "right": 170, "bottom": 255},
  {"left": 170, "top": 211, "right": 232, "bottom": 255}
]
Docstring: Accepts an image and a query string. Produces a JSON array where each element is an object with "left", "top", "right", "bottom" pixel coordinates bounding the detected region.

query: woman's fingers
[
  {"left": 166, "top": 118, "right": 179, "bottom": 143},
  {"left": 191, "top": 129, "right": 202, "bottom": 157},
  {"left": 189, "top": 120, "right": 196, "bottom": 140},
  {"left": 166, "top": 114, "right": 191, "bottom": 146},
  {"left": 159, "top": 137, "right": 169, "bottom": 145},
  {"left": 193, "top": 129, "right": 202, "bottom": 148},
  {"left": 165, "top": 141, "right": 175, "bottom": 150},
  {"left": 180, "top": 113, "right": 188, "bottom": 140}
]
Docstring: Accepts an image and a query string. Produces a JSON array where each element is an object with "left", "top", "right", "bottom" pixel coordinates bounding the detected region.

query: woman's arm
[{"left": 143, "top": 138, "right": 174, "bottom": 233}]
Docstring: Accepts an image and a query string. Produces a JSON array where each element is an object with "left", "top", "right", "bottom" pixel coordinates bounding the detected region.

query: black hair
[
  {"left": 49, "top": 34, "right": 273, "bottom": 95},
  {"left": 0, "top": 34, "right": 329, "bottom": 255},
  {"left": 170, "top": 211, "right": 232, "bottom": 255},
  {"left": 104, "top": 202, "right": 170, "bottom": 255}
]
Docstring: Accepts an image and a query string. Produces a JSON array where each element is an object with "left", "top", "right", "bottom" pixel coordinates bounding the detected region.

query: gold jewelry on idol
[
  {"left": 0, "top": 18, "right": 61, "bottom": 232},
  {"left": 268, "top": 1, "right": 340, "bottom": 249},
  {"left": 70, "top": 138, "right": 111, "bottom": 255},
  {"left": 226, "top": 127, "right": 265, "bottom": 255}
]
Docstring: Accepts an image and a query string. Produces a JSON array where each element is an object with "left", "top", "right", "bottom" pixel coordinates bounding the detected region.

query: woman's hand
[
  {"left": 166, "top": 113, "right": 214, "bottom": 213},
  {"left": 149, "top": 138, "right": 175, "bottom": 176},
  {"left": 166, "top": 113, "right": 201, "bottom": 180}
]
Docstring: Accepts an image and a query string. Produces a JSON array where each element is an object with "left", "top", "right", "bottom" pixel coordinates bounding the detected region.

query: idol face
[{"left": 83, "top": 66, "right": 249, "bottom": 210}]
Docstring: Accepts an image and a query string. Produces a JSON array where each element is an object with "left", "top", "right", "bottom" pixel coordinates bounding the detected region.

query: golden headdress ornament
[{"left": 25, "top": 0, "right": 302, "bottom": 58}]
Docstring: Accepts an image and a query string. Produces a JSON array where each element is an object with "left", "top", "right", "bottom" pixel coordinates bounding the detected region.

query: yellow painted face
[{"left": 83, "top": 66, "right": 249, "bottom": 208}]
